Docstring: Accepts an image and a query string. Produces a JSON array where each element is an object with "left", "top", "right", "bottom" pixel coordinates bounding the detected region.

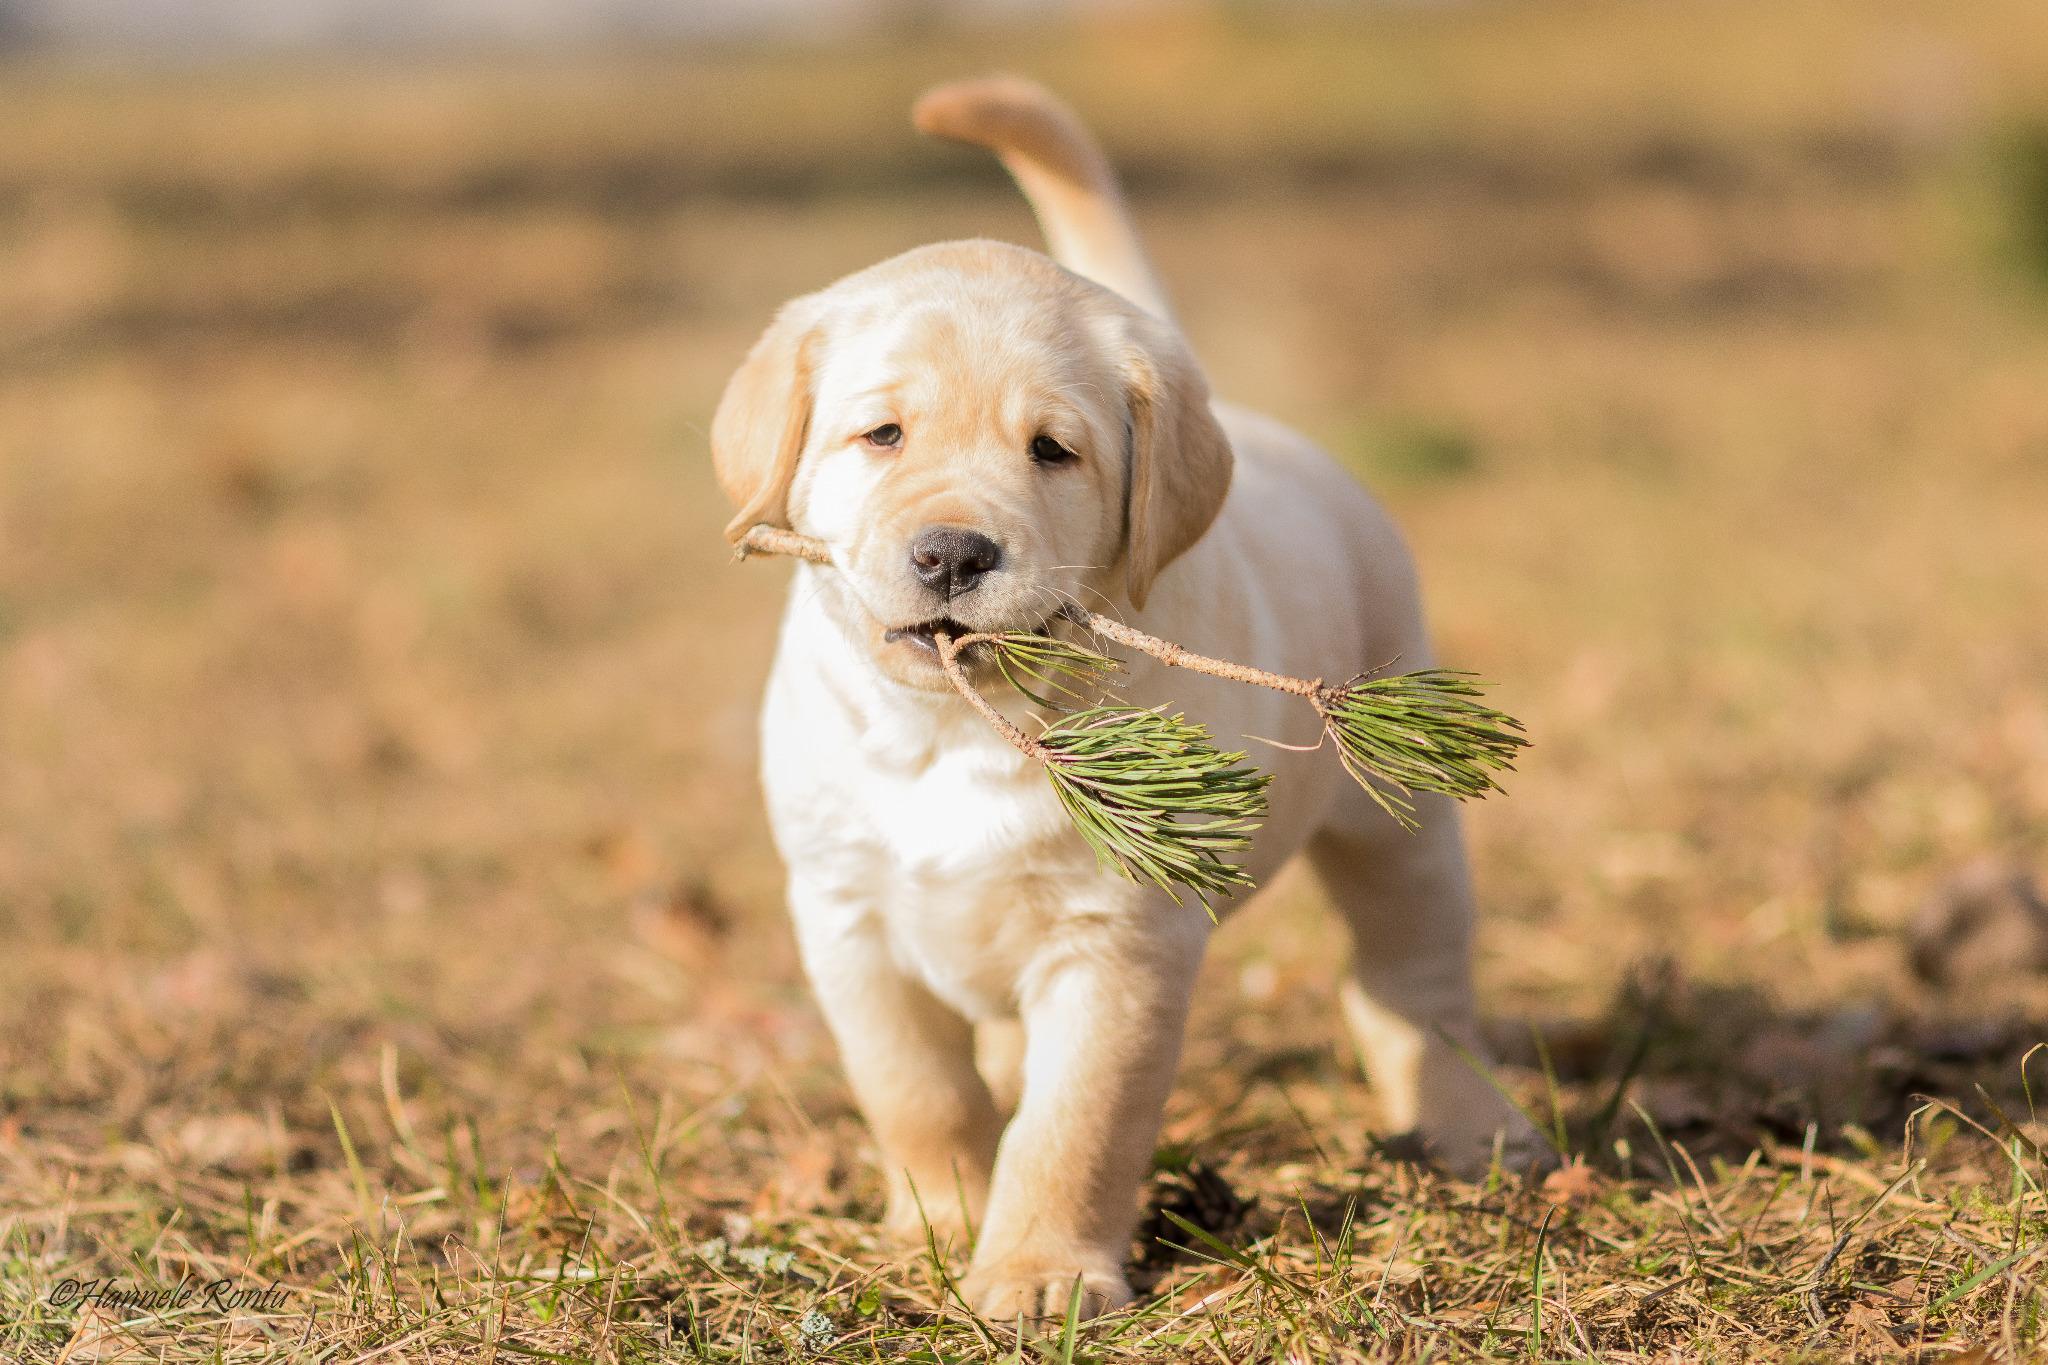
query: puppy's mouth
[
  {"left": 881, "top": 614, "right": 1051, "bottom": 662},
  {"left": 881, "top": 616, "right": 972, "bottom": 660}
]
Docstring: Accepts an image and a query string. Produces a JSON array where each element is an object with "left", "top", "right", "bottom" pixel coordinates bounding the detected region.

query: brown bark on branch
[
  {"left": 734, "top": 524, "right": 833, "bottom": 566},
  {"left": 932, "top": 629, "right": 1049, "bottom": 761},
  {"left": 1048, "top": 603, "right": 1324, "bottom": 699}
]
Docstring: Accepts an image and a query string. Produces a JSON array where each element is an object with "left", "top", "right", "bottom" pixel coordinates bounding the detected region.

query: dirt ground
[{"left": 3, "top": 2, "right": 2048, "bottom": 1359}]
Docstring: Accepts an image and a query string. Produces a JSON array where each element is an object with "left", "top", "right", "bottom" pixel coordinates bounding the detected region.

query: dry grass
[{"left": 4, "top": 1, "right": 2048, "bottom": 1359}]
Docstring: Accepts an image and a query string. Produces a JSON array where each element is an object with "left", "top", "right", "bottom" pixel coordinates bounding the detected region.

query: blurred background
[{"left": 3, "top": 0, "right": 2048, "bottom": 1329}]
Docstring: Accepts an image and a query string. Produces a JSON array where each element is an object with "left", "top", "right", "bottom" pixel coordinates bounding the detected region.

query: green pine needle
[
  {"left": 1316, "top": 669, "right": 1528, "bottom": 829},
  {"left": 1035, "top": 704, "right": 1270, "bottom": 911},
  {"left": 982, "top": 630, "right": 1123, "bottom": 708}
]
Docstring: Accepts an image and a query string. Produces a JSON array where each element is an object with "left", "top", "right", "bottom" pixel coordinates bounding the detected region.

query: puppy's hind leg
[
  {"left": 1308, "top": 791, "right": 1547, "bottom": 1178},
  {"left": 974, "top": 1018, "right": 1027, "bottom": 1118}
]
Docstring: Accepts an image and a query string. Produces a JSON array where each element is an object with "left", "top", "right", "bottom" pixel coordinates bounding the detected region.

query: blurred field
[{"left": 4, "top": 2, "right": 2048, "bottom": 1359}]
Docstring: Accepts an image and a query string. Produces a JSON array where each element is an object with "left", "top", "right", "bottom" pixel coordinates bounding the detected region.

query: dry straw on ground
[{"left": 5, "top": 3, "right": 2048, "bottom": 1360}]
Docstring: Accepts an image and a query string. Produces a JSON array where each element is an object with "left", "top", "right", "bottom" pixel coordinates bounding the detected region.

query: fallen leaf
[
  {"left": 1167, "top": 1267, "right": 1245, "bottom": 1312},
  {"left": 1540, "top": 1157, "right": 1605, "bottom": 1207},
  {"left": 1841, "top": 1295, "right": 1899, "bottom": 1347}
]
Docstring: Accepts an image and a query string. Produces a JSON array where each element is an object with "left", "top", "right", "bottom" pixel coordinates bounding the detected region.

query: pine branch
[
  {"left": 733, "top": 523, "right": 1528, "bottom": 899},
  {"left": 930, "top": 628, "right": 1267, "bottom": 910},
  {"left": 1041, "top": 601, "right": 1525, "bottom": 827}
]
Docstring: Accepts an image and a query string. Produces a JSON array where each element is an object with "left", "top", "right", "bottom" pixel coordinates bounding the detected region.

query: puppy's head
[{"left": 713, "top": 241, "right": 1232, "bottom": 692}]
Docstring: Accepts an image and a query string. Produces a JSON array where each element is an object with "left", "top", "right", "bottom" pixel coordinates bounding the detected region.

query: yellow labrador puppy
[{"left": 712, "top": 77, "right": 1539, "bottom": 1320}]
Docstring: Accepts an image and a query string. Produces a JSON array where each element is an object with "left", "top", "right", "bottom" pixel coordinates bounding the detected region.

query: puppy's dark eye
[
  {"left": 863, "top": 423, "right": 902, "bottom": 449},
  {"left": 1030, "top": 434, "right": 1076, "bottom": 466}
]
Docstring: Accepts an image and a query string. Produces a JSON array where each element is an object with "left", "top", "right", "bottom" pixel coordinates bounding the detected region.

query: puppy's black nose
[{"left": 909, "top": 526, "right": 1002, "bottom": 598}]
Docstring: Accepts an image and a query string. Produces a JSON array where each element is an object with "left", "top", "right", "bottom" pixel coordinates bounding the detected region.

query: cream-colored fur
[{"left": 713, "top": 76, "right": 1540, "bottom": 1322}]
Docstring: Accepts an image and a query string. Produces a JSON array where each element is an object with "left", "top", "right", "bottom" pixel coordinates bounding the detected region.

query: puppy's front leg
[
  {"left": 963, "top": 917, "right": 1204, "bottom": 1322},
  {"left": 792, "top": 885, "right": 1004, "bottom": 1246}
]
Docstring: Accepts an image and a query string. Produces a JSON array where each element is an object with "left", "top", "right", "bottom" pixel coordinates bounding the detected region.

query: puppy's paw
[
  {"left": 1417, "top": 1078, "right": 1556, "bottom": 1181},
  {"left": 882, "top": 1196, "right": 976, "bottom": 1254},
  {"left": 963, "top": 1256, "right": 1131, "bottom": 1324},
  {"left": 1426, "top": 1117, "right": 1557, "bottom": 1181}
]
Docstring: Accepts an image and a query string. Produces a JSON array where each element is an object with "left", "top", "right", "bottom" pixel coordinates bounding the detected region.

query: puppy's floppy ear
[
  {"left": 712, "top": 302, "right": 819, "bottom": 542},
  {"left": 1119, "top": 312, "right": 1233, "bottom": 609}
]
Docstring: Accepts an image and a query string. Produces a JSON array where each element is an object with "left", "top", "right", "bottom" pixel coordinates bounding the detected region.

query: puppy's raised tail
[{"left": 914, "top": 76, "right": 1174, "bottom": 321}]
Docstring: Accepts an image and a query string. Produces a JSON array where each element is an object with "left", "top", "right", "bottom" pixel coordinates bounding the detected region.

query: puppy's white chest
[
  {"left": 867, "top": 734, "right": 1057, "bottom": 878},
  {"left": 761, "top": 591, "right": 1130, "bottom": 1018},
  {"left": 860, "top": 734, "right": 1082, "bottom": 1016}
]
